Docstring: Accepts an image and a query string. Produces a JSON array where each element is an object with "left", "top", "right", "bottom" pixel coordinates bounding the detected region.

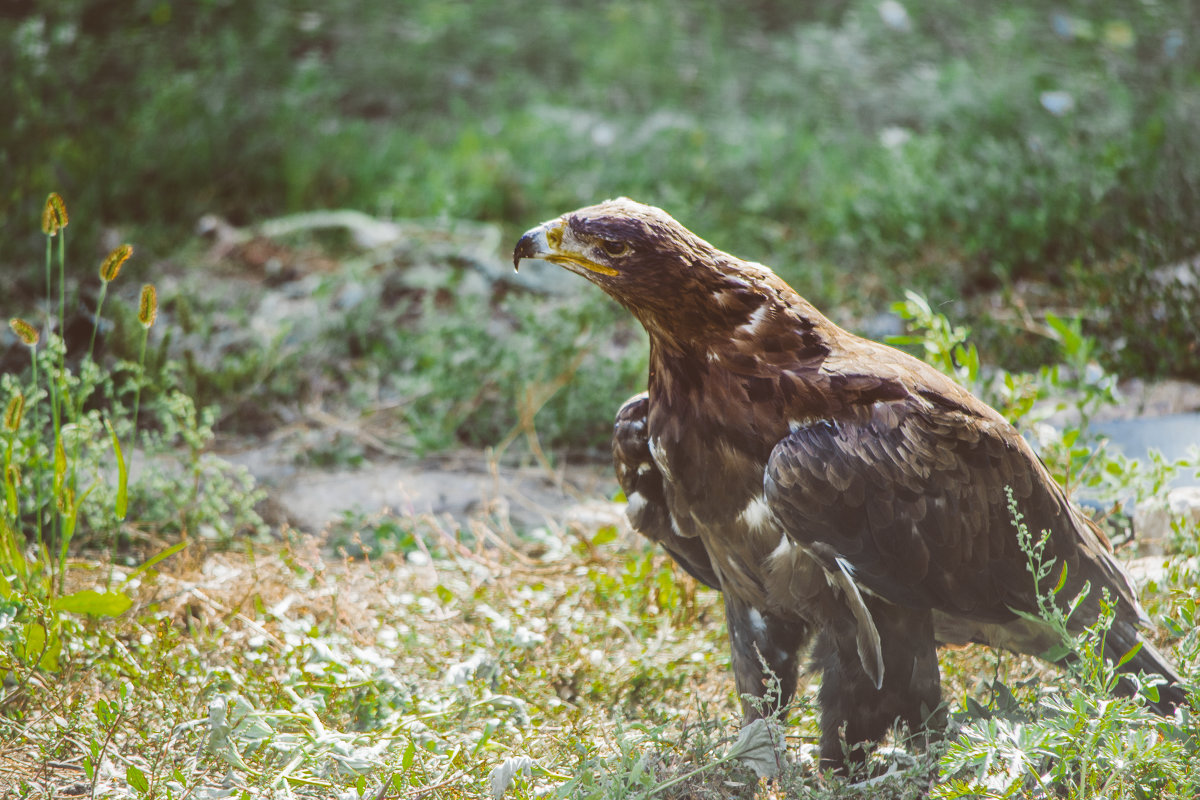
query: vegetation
[
  {"left": 2, "top": 1, "right": 1200, "bottom": 798},
  {"left": 5, "top": 1, "right": 1200, "bottom": 378}
]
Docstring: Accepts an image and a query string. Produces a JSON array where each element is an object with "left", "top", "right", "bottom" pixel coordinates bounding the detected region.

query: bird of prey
[{"left": 513, "top": 198, "right": 1185, "bottom": 770}]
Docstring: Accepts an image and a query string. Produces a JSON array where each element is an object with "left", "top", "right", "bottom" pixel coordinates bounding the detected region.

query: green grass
[
  {"left": 5, "top": 1, "right": 1200, "bottom": 383},
  {"left": 3, "top": 202, "right": 1199, "bottom": 798}
]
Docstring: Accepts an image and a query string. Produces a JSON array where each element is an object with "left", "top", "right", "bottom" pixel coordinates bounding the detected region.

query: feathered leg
[
  {"left": 723, "top": 592, "right": 812, "bottom": 722},
  {"left": 815, "top": 600, "right": 944, "bottom": 772}
]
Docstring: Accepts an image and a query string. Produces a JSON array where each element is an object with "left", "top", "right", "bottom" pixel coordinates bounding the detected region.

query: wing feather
[
  {"left": 614, "top": 393, "right": 722, "bottom": 590},
  {"left": 763, "top": 395, "right": 1141, "bottom": 626}
]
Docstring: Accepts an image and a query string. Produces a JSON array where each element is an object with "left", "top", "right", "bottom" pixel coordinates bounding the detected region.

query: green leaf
[
  {"left": 3, "top": 465, "right": 17, "bottom": 519},
  {"left": 55, "top": 589, "right": 134, "bottom": 617},
  {"left": 105, "top": 418, "right": 129, "bottom": 521},
  {"left": 24, "top": 621, "right": 62, "bottom": 671},
  {"left": 591, "top": 525, "right": 618, "bottom": 546},
  {"left": 1116, "top": 641, "right": 1143, "bottom": 669},
  {"left": 1053, "top": 562, "right": 1069, "bottom": 595},
  {"left": 54, "top": 435, "right": 66, "bottom": 482},
  {"left": 729, "top": 718, "right": 781, "bottom": 779},
  {"left": 126, "top": 764, "right": 150, "bottom": 793},
  {"left": 123, "top": 541, "right": 188, "bottom": 586},
  {"left": 1041, "top": 643, "right": 1074, "bottom": 663}
]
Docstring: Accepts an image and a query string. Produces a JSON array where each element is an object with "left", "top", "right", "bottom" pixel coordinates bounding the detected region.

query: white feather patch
[
  {"left": 768, "top": 534, "right": 794, "bottom": 561},
  {"left": 738, "top": 495, "right": 773, "bottom": 531},
  {"left": 648, "top": 437, "right": 673, "bottom": 482},
  {"left": 624, "top": 491, "right": 647, "bottom": 520},
  {"left": 736, "top": 304, "right": 769, "bottom": 335}
]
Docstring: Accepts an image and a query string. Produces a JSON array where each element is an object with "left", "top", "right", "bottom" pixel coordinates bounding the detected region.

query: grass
[
  {"left": 2, "top": 466, "right": 1196, "bottom": 798},
  {"left": 2, "top": 200, "right": 1199, "bottom": 799},
  {"left": 5, "top": 1, "right": 1200, "bottom": 382}
]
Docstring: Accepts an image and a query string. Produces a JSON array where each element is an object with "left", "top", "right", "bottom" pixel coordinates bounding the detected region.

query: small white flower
[{"left": 489, "top": 755, "right": 536, "bottom": 799}]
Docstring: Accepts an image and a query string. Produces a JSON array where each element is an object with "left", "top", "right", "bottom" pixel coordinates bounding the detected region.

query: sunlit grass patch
[{"left": 1, "top": 502, "right": 743, "bottom": 798}]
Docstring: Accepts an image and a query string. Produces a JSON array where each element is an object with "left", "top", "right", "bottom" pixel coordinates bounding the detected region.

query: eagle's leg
[
  {"left": 723, "top": 593, "right": 812, "bottom": 722},
  {"left": 815, "top": 600, "right": 944, "bottom": 773}
]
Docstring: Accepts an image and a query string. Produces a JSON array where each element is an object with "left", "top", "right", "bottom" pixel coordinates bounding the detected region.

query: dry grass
[
  {"left": 0, "top": 502, "right": 763, "bottom": 798},
  {"left": 10, "top": 497, "right": 1173, "bottom": 800}
]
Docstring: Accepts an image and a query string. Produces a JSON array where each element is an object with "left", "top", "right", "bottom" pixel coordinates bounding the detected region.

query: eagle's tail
[{"left": 1103, "top": 620, "right": 1188, "bottom": 715}]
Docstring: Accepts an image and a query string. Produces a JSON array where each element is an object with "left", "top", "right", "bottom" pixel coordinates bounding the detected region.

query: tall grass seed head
[
  {"left": 100, "top": 244, "right": 133, "bottom": 282},
  {"left": 9, "top": 318, "right": 39, "bottom": 346},
  {"left": 4, "top": 393, "right": 23, "bottom": 431},
  {"left": 138, "top": 284, "right": 158, "bottom": 329},
  {"left": 41, "top": 192, "right": 68, "bottom": 236}
]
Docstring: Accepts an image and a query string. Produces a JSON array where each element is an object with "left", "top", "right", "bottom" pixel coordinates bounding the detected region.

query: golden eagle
[{"left": 513, "top": 198, "right": 1185, "bottom": 770}]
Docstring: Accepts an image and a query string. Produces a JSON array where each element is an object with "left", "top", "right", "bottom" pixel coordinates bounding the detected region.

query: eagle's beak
[
  {"left": 513, "top": 220, "right": 619, "bottom": 277},
  {"left": 512, "top": 221, "right": 558, "bottom": 271}
]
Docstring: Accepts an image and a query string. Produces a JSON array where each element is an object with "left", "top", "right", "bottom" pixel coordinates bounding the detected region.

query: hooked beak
[
  {"left": 512, "top": 221, "right": 556, "bottom": 271},
  {"left": 512, "top": 220, "right": 619, "bottom": 277}
]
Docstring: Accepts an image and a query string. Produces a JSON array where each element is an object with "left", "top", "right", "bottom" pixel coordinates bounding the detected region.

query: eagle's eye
[{"left": 598, "top": 239, "right": 631, "bottom": 258}]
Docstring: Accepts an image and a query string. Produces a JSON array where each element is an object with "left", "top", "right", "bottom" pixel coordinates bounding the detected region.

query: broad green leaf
[
  {"left": 591, "top": 525, "right": 618, "bottom": 545},
  {"left": 24, "top": 621, "right": 62, "bottom": 671},
  {"left": 126, "top": 764, "right": 150, "bottom": 793},
  {"left": 729, "top": 718, "right": 781, "bottom": 779},
  {"left": 55, "top": 589, "right": 134, "bottom": 617}
]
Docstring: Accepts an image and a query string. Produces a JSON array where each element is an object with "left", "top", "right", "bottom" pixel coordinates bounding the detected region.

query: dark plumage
[{"left": 513, "top": 198, "right": 1186, "bottom": 770}]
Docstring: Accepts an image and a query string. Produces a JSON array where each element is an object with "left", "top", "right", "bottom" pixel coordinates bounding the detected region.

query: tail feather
[{"left": 1105, "top": 621, "right": 1187, "bottom": 715}]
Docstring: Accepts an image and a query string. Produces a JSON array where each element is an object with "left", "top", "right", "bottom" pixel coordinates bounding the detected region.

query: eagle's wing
[
  {"left": 763, "top": 393, "right": 1139, "bottom": 625},
  {"left": 614, "top": 393, "right": 722, "bottom": 590}
]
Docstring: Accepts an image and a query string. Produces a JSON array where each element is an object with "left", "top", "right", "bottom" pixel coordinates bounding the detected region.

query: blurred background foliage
[{"left": 3, "top": 0, "right": 1199, "bottom": 420}]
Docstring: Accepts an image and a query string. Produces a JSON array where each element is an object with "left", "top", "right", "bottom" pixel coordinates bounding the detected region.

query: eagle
[{"left": 513, "top": 198, "right": 1185, "bottom": 770}]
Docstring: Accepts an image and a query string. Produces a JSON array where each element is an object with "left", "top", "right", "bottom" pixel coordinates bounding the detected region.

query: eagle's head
[
  {"left": 513, "top": 198, "right": 772, "bottom": 341},
  {"left": 513, "top": 198, "right": 711, "bottom": 284}
]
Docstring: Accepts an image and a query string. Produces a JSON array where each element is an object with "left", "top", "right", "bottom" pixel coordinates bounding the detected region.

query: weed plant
[
  {"left": 1, "top": 195, "right": 264, "bottom": 713},
  {"left": 935, "top": 491, "right": 1200, "bottom": 798}
]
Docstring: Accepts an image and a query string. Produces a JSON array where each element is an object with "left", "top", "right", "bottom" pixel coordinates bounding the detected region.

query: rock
[{"left": 1134, "top": 486, "right": 1200, "bottom": 554}]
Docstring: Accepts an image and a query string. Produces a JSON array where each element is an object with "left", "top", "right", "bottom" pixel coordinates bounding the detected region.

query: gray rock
[{"left": 1133, "top": 486, "right": 1200, "bottom": 553}]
